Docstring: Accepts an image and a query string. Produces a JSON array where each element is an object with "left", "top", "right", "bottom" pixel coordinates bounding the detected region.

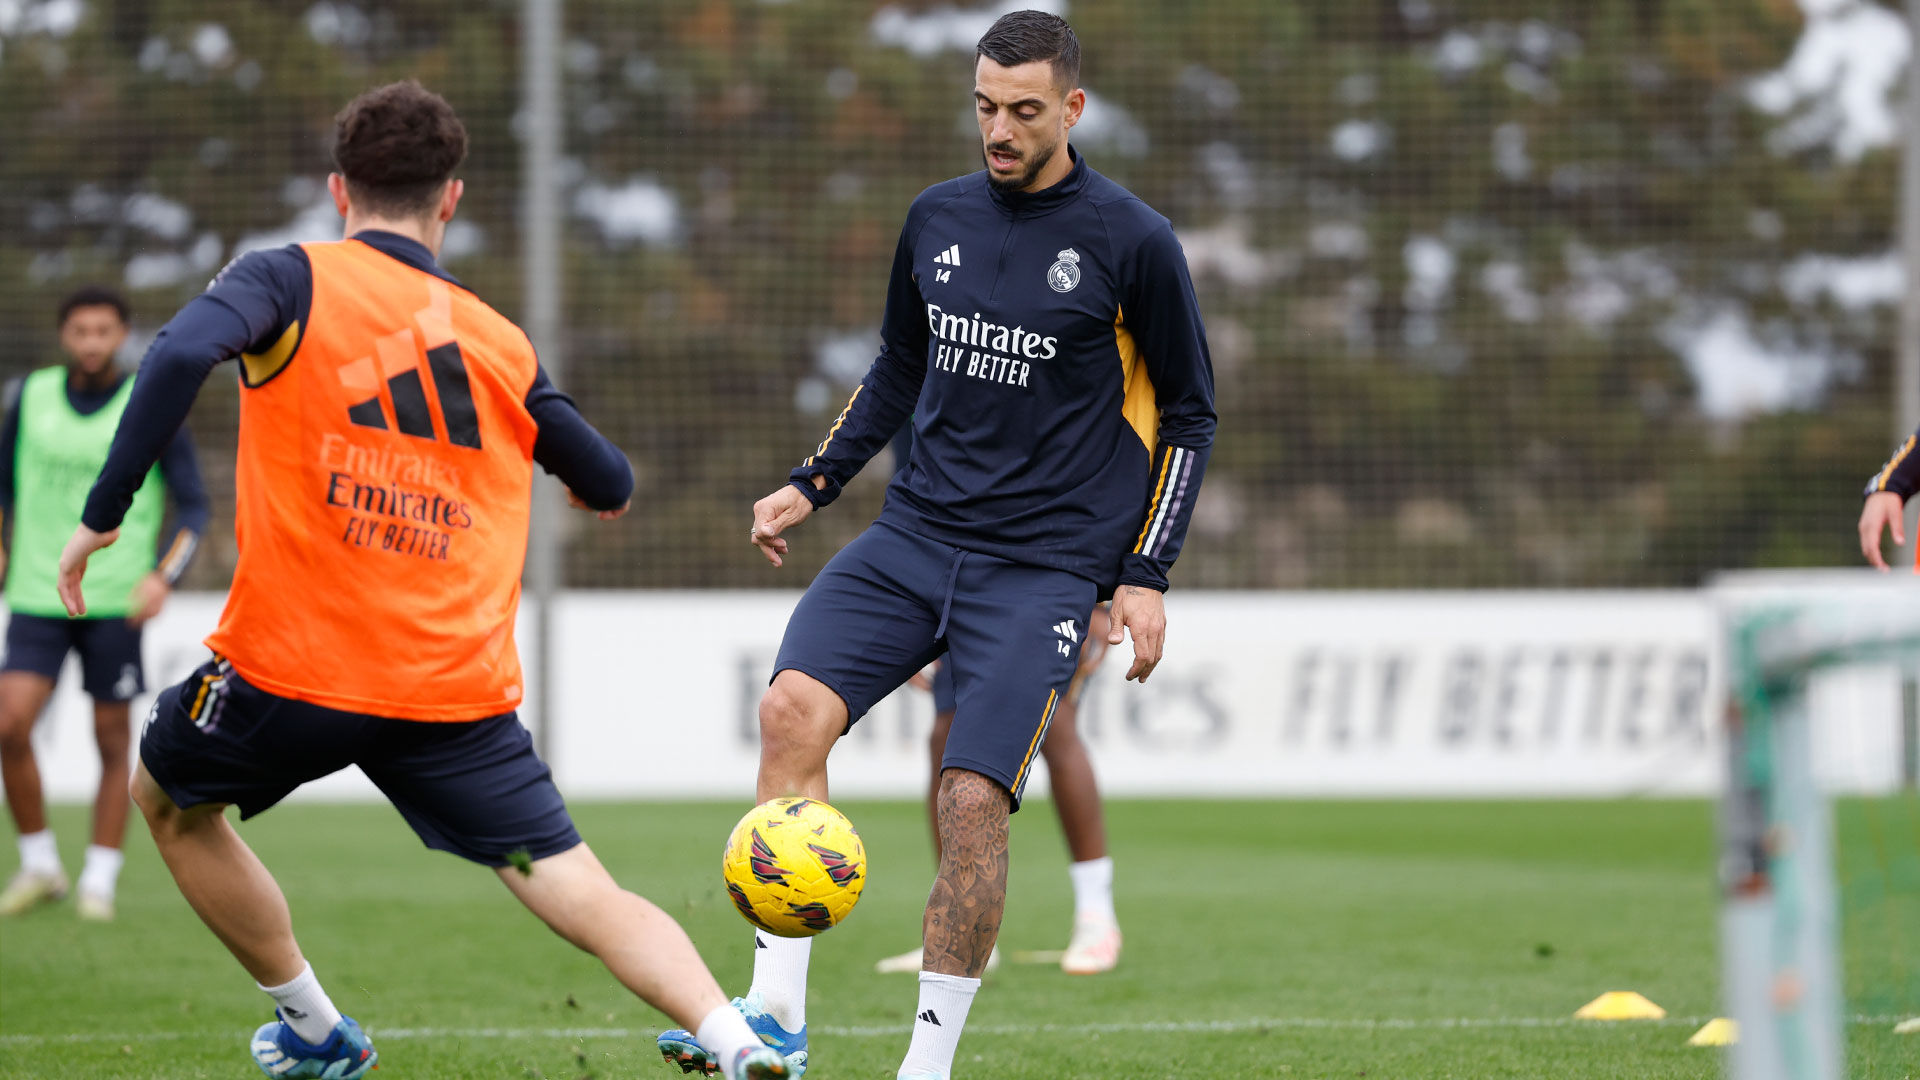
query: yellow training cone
[
  {"left": 1574, "top": 991, "right": 1667, "bottom": 1020},
  {"left": 1688, "top": 1018, "right": 1737, "bottom": 1046}
]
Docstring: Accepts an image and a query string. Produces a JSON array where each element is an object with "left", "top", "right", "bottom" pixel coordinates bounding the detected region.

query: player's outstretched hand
[
  {"left": 1107, "top": 585, "right": 1166, "bottom": 683},
  {"left": 56, "top": 524, "right": 120, "bottom": 618},
  {"left": 567, "top": 488, "right": 630, "bottom": 521},
  {"left": 1859, "top": 492, "right": 1907, "bottom": 571},
  {"left": 750, "top": 483, "right": 815, "bottom": 567}
]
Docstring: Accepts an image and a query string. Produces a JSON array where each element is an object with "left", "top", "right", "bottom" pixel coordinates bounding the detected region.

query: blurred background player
[
  {"left": 55, "top": 82, "right": 786, "bottom": 1080},
  {"left": 660, "top": 12, "right": 1215, "bottom": 1080},
  {"left": 1858, "top": 425, "right": 1918, "bottom": 570},
  {"left": 877, "top": 427, "right": 1121, "bottom": 976},
  {"left": 0, "top": 285, "right": 208, "bottom": 921}
]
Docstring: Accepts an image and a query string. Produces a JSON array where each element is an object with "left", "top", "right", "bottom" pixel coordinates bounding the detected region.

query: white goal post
[{"left": 1710, "top": 571, "right": 1920, "bottom": 1080}]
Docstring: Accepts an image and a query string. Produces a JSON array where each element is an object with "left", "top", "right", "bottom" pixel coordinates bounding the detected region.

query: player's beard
[{"left": 985, "top": 134, "right": 1062, "bottom": 192}]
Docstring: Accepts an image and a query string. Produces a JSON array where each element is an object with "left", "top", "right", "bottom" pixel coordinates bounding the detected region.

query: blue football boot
[
  {"left": 250, "top": 1012, "right": 377, "bottom": 1078},
  {"left": 658, "top": 990, "right": 807, "bottom": 1077}
]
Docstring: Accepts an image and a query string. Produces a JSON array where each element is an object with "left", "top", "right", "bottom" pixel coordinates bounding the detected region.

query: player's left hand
[
  {"left": 750, "top": 483, "right": 817, "bottom": 567},
  {"left": 1859, "top": 491, "right": 1906, "bottom": 571},
  {"left": 127, "top": 571, "right": 171, "bottom": 627},
  {"left": 1106, "top": 585, "right": 1166, "bottom": 683},
  {"left": 56, "top": 525, "right": 120, "bottom": 618},
  {"left": 567, "top": 488, "right": 630, "bottom": 521}
]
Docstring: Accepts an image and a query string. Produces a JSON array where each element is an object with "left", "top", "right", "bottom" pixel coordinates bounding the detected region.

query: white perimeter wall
[{"left": 9, "top": 590, "right": 1910, "bottom": 803}]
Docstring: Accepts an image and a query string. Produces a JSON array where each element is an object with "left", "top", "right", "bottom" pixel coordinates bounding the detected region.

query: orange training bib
[{"left": 205, "top": 239, "right": 540, "bottom": 720}]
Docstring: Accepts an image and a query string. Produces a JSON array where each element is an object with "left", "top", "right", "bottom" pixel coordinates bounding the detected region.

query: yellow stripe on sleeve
[
  {"left": 1873, "top": 436, "right": 1916, "bottom": 492},
  {"left": 805, "top": 385, "right": 864, "bottom": 466},
  {"left": 1133, "top": 448, "right": 1174, "bottom": 554},
  {"left": 158, "top": 531, "right": 192, "bottom": 576}
]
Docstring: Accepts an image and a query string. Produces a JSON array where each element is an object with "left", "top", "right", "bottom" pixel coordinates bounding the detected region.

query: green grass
[{"left": 1, "top": 798, "right": 1914, "bottom": 1078}]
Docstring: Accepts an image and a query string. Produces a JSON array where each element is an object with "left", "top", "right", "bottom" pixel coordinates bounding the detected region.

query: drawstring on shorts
[{"left": 933, "top": 549, "right": 967, "bottom": 640}]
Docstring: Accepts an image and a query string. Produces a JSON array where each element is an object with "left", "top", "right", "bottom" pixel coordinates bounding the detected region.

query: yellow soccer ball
[{"left": 721, "top": 797, "right": 867, "bottom": 937}]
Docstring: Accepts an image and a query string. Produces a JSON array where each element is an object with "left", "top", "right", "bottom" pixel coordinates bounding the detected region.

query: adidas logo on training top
[
  {"left": 336, "top": 282, "right": 483, "bottom": 449},
  {"left": 918, "top": 1009, "right": 941, "bottom": 1026},
  {"left": 933, "top": 244, "right": 962, "bottom": 266},
  {"left": 338, "top": 344, "right": 481, "bottom": 448}
]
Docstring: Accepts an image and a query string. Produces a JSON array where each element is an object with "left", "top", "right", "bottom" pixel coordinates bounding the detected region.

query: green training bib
[{"left": 5, "top": 366, "right": 165, "bottom": 618}]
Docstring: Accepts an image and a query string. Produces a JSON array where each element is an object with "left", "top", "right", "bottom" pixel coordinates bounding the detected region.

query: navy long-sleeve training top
[
  {"left": 1, "top": 374, "right": 210, "bottom": 585},
  {"left": 1866, "top": 427, "right": 1920, "bottom": 502},
  {"left": 791, "top": 148, "right": 1217, "bottom": 593},
  {"left": 83, "top": 230, "right": 632, "bottom": 534}
]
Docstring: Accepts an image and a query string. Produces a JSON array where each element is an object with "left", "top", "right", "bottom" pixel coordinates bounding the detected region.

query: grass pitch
[{"left": 1, "top": 798, "right": 1914, "bottom": 1079}]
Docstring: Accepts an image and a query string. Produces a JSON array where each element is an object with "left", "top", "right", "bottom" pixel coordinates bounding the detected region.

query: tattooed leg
[{"left": 922, "top": 768, "right": 1012, "bottom": 978}]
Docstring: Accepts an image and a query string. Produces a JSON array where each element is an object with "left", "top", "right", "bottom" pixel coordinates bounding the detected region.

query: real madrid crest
[{"left": 1047, "top": 248, "right": 1082, "bottom": 293}]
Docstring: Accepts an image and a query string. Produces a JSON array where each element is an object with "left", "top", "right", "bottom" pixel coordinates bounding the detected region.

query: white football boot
[
  {"left": 0, "top": 868, "right": 69, "bottom": 917},
  {"left": 1060, "top": 915, "right": 1122, "bottom": 975}
]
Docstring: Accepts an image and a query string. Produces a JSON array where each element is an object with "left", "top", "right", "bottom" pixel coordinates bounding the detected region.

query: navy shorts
[
  {"left": 141, "top": 657, "right": 580, "bottom": 867},
  {"left": 932, "top": 605, "right": 1107, "bottom": 716},
  {"left": 931, "top": 657, "right": 957, "bottom": 715},
  {"left": 774, "top": 521, "right": 1097, "bottom": 809},
  {"left": 2, "top": 612, "right": 145, "bottom": 702}
]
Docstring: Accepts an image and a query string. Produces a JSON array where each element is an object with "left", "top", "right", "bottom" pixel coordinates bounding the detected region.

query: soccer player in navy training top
[{"left": 657, "top": 12, "right": 1216, "bottom": 1079}]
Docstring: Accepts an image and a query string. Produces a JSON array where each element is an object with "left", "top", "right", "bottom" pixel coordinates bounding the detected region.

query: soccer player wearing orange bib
[
  {"left": 55, "top": 82, "right": 787, "bottom": 1080},
  {"left": 1859, "top": 426, "right": 1919, "bottom": 571}
]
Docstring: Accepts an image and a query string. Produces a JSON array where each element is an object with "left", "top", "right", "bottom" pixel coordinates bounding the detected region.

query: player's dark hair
[
  {"left": 57, "top": 284, "right": 129, "bottom": 327},
  {"left": 331, "top": 80, "right": 468, "bottom": 219},
  {"left": 976, "top": 10, "right": 1081, "bottom": 93}
]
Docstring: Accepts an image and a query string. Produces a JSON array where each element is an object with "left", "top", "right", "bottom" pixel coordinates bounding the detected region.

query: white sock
[
  {"left": 17, "top": 830, "right": 61, "bottom": 876},
  {"left": 78, "top": 845, "right": 124, "bottom": 898},
  {"left": 1068, "top": 856, "right": 1116, "bottom": 925},
  {"left": 696, "top": 1001, "right": 762, "bottom": 1079},
  {"left": 749, "top": 931, "right": 811, "bottom": 1031},
  {"left": 898, "top": 971, "right": 980, "bottom": 1079},
  {"left": 258, "top": 963, "right": 344, "bottom": 1045}
]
